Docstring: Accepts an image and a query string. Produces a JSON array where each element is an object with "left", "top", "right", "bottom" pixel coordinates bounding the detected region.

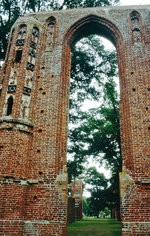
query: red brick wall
[
  {"left": 0, "top": 5, "right": 150, "bottom": 235},
  {"left": 70, "top": 180, "right": 83, "bottom": 221}
]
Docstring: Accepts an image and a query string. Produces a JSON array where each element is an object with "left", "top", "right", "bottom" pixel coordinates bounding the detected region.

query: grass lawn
[{"left": 67, "top": 217, "right": 121, "bottom": 236}]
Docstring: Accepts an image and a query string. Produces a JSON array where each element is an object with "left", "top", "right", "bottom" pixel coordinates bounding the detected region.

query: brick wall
[
  {"left": 67, "top": 197, "right": 75, "bottom": 224},
  {"left": 0, "top": 5, "right": 149, "bottom": 235},
  {"left": 70, "top": 180, "right": 83, "bottom": 221}
]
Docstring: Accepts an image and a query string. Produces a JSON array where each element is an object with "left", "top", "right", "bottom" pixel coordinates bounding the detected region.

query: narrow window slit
[
  {"left": 15, "top": 50, "right": 22, "bottom": 63},
  {"left": 7, "top": 96, "right": 13, "bottom": 116}
]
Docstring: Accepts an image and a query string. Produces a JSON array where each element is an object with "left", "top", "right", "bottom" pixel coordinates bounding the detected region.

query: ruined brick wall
[
  {"left": 67, "top": 197, "right": 75, "bottom": 224},
  {"left": 70, "top": 180, "right": 84, "bottom": 221},
  {"left": 74, "top": 199, "right": 83, "bottom": 221},
  {"left": 68, "top": 180, "right": 83, "bottom": 223},
  {"left": 0, "top": 5, "right": 150, "bottom": 236}
]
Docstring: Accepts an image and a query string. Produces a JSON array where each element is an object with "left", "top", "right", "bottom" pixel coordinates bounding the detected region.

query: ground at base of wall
[{"left": 67, "top": 217, "right": 121, "bottom": 236}]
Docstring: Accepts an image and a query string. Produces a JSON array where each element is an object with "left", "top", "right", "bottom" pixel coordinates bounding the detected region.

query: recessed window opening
[
  {"left": 32, "top": 27, "right": 39, "bottom": 38},
  {"left": 47, "top": 16, "right": 56, "bottom": 26},
  {"left": 15, "top": 50, "right": 22, "bottom": 63},
  {"left": 130, "top": 11, "right": 140, "bottom": 21},
  {"left": 67, "top": 30, "right": 121, "bottom": 226},
  {"left": 7, "top": 96, "right": 13, "bottom": 116},
  {"left": 19, "top": 24, "right": 27, "bottom": 29},
  {"left": 19, "top": 24, "right": 27, "bottom": 38}
]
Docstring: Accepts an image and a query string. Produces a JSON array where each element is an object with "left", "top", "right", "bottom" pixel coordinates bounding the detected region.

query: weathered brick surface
[
  {"left": 0, "top": 5, "right": 150, "bottom": 235},
  {"left": 68, "top": 180, "right": 83, "bottom": 223},
  {"left": 70, "top": 180, "right": 83, "bottom": 221},
  {"left": 67, "top": 197, "right": 75, "bottom": 224}
]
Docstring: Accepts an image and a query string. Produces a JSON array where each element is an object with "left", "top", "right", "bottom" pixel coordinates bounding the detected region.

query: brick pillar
[
  {"left": 67, "top": 197, "right": 75, "bottom": 223},
  {"left": 0, "top": 16, "right": 68, "bottom": 235},
  {"left": 70, "top": 180, "right": 84, "bottom": 221},
  {"left": 118, "top": 10, "right": 150, "bottom": 235}
]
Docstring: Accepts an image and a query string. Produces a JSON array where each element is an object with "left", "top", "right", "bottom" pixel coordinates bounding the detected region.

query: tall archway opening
[{"left": 63, "top": 16, "right": 123, "bottom": 233}]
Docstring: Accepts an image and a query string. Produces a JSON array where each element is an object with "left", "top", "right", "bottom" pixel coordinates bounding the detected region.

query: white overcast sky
[{"left": 119, "top": 0, "right": 149, "bottom": 5}]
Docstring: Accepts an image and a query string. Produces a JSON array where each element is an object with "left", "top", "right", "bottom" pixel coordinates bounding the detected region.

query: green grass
[{"left": 67, "top": 217, "right": 121, "bottom": 236}]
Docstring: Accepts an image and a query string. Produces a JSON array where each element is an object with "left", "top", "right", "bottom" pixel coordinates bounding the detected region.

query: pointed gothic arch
[
  {"left": 64, "top": 14, "right": 123, "bottom": 48},
  {"left": 61, "top": 15, "right": 123, "bottom": 88}
]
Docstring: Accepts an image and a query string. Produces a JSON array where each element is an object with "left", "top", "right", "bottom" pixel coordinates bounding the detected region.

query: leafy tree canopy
[{"left": 68, "top": 35, "right": 121, "bottom": 184}]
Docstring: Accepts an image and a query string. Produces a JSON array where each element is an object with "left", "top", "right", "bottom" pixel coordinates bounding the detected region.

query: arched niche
[
  {"left": 17, "top": 24, "right": 27, "bottom": 42},
  {"left": 18, "top": 24, "right": 27, "bottom": 34},
  {"left": 129, "top": 11, "right": 142, "bottom": 44},
  {"left": 46, "top": 16, "right": 56, "bottom": 26},
  {"left": 32, "top": 26, "right": 39, "bottom": 38},
  {"left": 7, "top": 96, "right": 13, "bottom": 116},
  {"left": 130, "top": 10, "right": 141, "bottom": 22},
  {"left": 45, "top": 16, "right": 57, "bottom": 51}
]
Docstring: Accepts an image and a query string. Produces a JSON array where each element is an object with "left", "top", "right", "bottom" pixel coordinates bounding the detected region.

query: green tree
[
  {"left": 99, "top": 207, "right": 111, "bottom": 218},
  {"left": 84, "top": 167, "right": 112, "bottom": 217},
  {"left": 68, "top": 36, "right": 121, "bottom": 218},
  {"left": 81, "top": 78, "right": 121, "bottom": 174},
  {"left": 85, "top": 167, "right": 108, "bottom": 191},
  {"left": 0, "top": 0, "right": 21, "bottom": 61},
  {"left": 83, "top": 167, "right": 118, "bottom": 218},
  {"left": 83, "top": 197, "right": 90, "bottom": 216},
  {"left": 67, "top": 35, "right": 120, "bottom": 183}
]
